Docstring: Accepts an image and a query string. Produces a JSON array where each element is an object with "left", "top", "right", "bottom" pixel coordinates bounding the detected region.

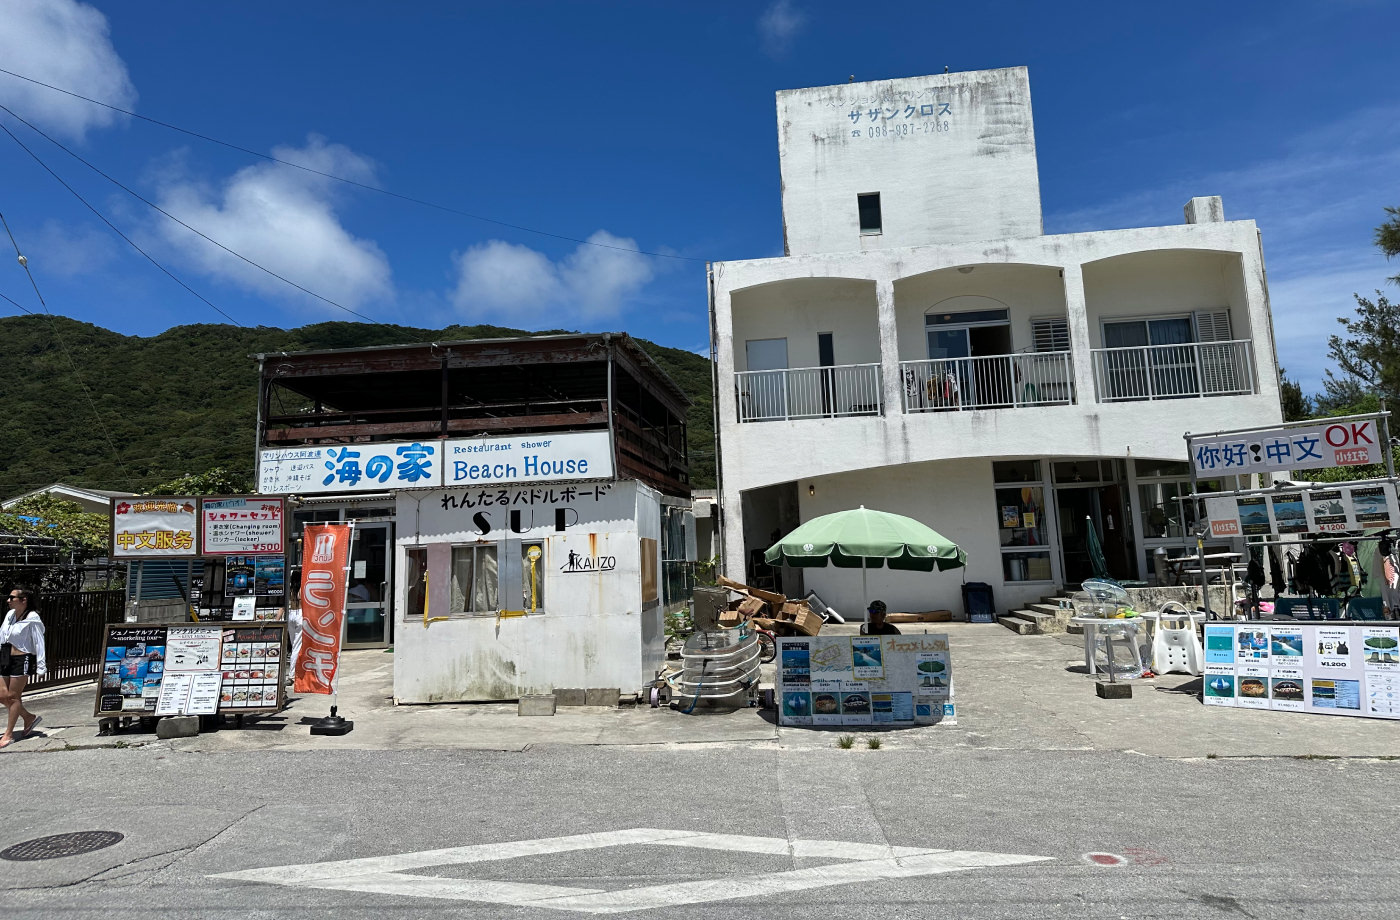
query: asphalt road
[{"left": 3, "top": 742, "right": 1393, "bottom": 918}]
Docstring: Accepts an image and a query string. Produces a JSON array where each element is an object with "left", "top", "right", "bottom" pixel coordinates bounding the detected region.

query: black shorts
[{"left": 0, "top": 652, "right": 37, "bottom": 678}]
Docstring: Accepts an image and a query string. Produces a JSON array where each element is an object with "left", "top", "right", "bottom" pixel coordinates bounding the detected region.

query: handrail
[
  {"left": 899, "top": 351, "right": 1074, "bottom": 412},
  {"left": 735, "top": 363, "right": 883, "bottom": 423},
  {"left": 1091, "top": 340, "right": 1256, "bottom": 402}
]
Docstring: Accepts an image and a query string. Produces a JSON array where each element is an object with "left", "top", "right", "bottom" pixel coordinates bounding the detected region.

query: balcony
[
  {"left": 900, "top": 352, "right": 1074, "bottom": 412},
  {"left": 1091, "top": 340, "right": 1256, "bottom": 402},
  {"left": 735, "top": 363, "right": 883, "bottom": 423}
]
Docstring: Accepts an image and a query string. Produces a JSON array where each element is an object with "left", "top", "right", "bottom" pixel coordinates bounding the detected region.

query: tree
[
  {"left": 1324, "top": 292, "right": 1400, "bottom": 405},
  {"left": 1378, "top": 205, "right": 1400, "bottom": 283},
  {"left": 146, "top": 467, "right": 252, "bottom": 496},
  {"left": 1277, "top": 368, "right": 1313, "bottom": 421}
]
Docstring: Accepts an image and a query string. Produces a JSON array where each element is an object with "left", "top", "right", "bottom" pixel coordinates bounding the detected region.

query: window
[
  {"left": 1031, "top": 317, "right": 1070, "bottom": 352},
  {"left": 521, "top": 543, "right": 545, "bottom": 613},
  {"left": 993, "top": 460, "right": 1041, "bottom": 483},
  {"left": 403, "top": 548, "right": 427, "bottom": 622},
  {"left": 858, "top": 193, "right": 882, "bottom": 234},
  {"left": 451, "top": 545, "right": 498, "bottom": 614},
  {"left": 994, "top": 485, "right": 1053, "bottom": 583}
]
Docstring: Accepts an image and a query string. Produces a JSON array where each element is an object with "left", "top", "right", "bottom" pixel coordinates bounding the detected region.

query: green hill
[{"left": 0, "top": 315, "right": 715, "bottom": 498}]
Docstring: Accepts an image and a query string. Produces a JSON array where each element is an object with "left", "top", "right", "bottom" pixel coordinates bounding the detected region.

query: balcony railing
[
  {"left": 900, "top": 352, "right": 1075, "bottom": 412},
  {"left": 735, "top": 363, "right": 883, "bottom": 423},
  {"left": 1091, "top": 340, "right": 1255, "bottom": 402}
]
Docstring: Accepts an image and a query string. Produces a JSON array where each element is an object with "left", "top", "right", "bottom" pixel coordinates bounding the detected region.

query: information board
[
  {"left": 1202, "top": 621, "right": 1399, "bottom": 719},
  {"left": 1205, "top": 484, "right": 1397, "bottom": 537},
  {"left": 96, "top": 623, "right": 287, "bottom": 717},
  {"left": 200, "top": 496, "right": 286, "bottom": 555},
  {"left": 774, "top": 634, "right": 955, "bottom": 727}
]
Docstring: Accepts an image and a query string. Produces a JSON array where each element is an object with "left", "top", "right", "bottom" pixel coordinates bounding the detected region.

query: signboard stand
[{"left": 95, "top": 622, "right": 288, "bottom": 725}]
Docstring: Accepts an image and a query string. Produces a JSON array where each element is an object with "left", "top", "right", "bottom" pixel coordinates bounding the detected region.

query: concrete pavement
[{"left": 6, "top": 623, "right": 1399, "bottom": 759}]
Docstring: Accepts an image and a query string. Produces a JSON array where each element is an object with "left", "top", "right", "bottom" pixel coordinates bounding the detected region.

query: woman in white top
[{"left": 1, "top": 588, "right": 47, "bottom": 747}]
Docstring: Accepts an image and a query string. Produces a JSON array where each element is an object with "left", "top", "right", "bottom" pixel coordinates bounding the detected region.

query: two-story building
[{"left": 710, "top": 66, "right": 1282, "bottom": 618}]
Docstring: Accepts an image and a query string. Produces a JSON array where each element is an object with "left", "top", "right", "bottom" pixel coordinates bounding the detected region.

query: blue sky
[{"left": 0, "top": 1, "right": 1396, "bottom": 397}]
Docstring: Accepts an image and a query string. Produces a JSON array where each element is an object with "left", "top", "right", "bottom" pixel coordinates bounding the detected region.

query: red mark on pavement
[{"left": 1084, "top": 852, "right": 1126, "bottom": 867}]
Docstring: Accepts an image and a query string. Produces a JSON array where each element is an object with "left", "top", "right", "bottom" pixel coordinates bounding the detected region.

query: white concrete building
[{"left": 710, "top": 66, "right": 1283, "bottom": 618}]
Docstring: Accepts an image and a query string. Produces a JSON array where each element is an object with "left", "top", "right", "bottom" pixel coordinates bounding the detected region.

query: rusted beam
[{"left": 265, "top": 411, "right": 609, "bottom": 444}]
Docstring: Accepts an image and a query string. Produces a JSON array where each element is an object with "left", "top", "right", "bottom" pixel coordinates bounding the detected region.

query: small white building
[
  {"left": 394, "top": 480, "right": 676, "bottom": 702},
  {"left": 710, "top": 66, "right": 1283, "bottom": 617}
]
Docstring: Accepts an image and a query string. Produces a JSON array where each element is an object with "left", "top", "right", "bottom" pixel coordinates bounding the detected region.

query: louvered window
[
  {"left": 1193, "top": 310, "right": 1247, "bottom": 394},
  {"left": 1031, "top": 317, "right": 1070, "bottom": 352}
]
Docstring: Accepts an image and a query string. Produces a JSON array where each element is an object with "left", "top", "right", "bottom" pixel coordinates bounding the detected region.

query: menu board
[
  {"left": 775, "top": 634, "right": 955, "bottom": 727},
  {"left": 96, "top": 623, "right": 286, "bottom": 717},
  {"left": 218, "top": 626, "right": 286, "bottom": 710},
  {"left": 1203, "top": 622, "right": 1399, "bottom": 720}
]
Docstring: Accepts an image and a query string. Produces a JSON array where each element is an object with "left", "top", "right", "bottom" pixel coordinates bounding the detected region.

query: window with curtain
[{"left": 451, "top": 545, "right": 498, "bottom": 614}]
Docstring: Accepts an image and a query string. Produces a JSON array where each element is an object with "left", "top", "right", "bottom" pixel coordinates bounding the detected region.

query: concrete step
[
  {"left": 1016, "top": 607, "right": 1067, "bottom": 635},
  {"left": 996, "top": 614, "right": 1037, "bottom": 635}
]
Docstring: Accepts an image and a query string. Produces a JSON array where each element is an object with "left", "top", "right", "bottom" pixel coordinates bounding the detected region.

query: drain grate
[{"left": 1, "top": 831, "right": 124, "bottom": 861}]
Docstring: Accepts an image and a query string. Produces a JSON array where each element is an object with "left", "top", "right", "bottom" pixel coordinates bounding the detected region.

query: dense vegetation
[{"left": 0, "top": 315, "right": 716, "bottom": 499}]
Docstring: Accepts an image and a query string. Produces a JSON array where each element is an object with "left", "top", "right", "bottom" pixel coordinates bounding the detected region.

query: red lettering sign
[
  {"left": 1334, "top": 447, "right": 1370, "bottom": 465},
  {"left": 293, "top": 523, "right": 353, "bottom": 695},
  {"left": 1211, "top": 520, "right": 1241, "bottom": 536}
]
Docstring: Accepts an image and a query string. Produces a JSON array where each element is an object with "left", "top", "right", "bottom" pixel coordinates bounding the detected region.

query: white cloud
[
  {"left": 151, "top": 136, "right": 393, "bottom": 313},
  {"left": 0, "top": 0, "right": 136, "bottom": 141},
  {"left": 1045, "top": 102, "right": 1400, "bottom": 397},
  {"left": 758, "top": 0, "right": 806, "bottom": 56},
  {"left": 451, "top": 231, "right": 656, "bottom": 326}
]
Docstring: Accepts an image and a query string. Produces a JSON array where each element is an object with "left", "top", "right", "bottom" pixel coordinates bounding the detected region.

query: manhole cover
[{"left": 1, "top": 831, "right": 124, "bottom": 861}]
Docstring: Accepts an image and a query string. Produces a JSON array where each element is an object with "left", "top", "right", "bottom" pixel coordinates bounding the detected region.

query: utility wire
[
  {"left": 0, "top": 120, "right": 243, "bottom": 326},
  {"left": 0, "top": 65, "right": 701, "bottom": 262},
  {"left": 0, "top": 103, "right": 379, "bottom": 324},
  {"left": 0, "top": 289, "right": 37, "bottom": 315},
  {"left": 0, "top": 208, "right": 132, "bottom": 483}
]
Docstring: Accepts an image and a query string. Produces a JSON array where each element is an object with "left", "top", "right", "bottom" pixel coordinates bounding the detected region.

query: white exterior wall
[
  {"left": 1082, "top": 250, "right": 1251, "bottom": 346},
  {"left": 778, "top": 67, "right": 1042, "bottom": 255},
  {"left": 731, "top": 278, "right": 879, "bottom": 371},
  {"left": 893, "top": 264, "right": 1067, "bottom": 359},
  {"left": 393, "top": 481, "right": 665, "bottom": 702}
]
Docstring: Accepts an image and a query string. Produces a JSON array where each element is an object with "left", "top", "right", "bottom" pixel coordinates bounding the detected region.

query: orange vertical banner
[{"left": 294, "top": 522, "right": 353, "bottom": 695}]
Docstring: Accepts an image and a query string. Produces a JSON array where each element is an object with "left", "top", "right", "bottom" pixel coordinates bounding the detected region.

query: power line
[
  {"left": 0, "top": 65, "right": 702, "bottom": 263},
  {"left": 0, "top": 120, "right": 244, "bottom": 326},
  {"left": 0, "top": 209, "right": 131, "bottom": 483},
  {"left": 0, "top": 103, "right": 379, "bottom": 324}
]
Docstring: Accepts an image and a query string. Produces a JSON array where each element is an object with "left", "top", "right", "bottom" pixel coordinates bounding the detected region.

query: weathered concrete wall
[
  {"left": 393, "top": 481, "right": 664, "bottom": 703},
  {"left": 778, "top": 67, "right": 1042, "bottom": 255}
]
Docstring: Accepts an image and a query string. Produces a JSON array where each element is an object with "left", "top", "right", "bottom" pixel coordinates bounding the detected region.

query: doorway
[
  {"left": 924, "top": 312, "right": 1014, "bottom": 408},
  {"left": 744, "top": 337, "right": 789, "bottom": 420},
  {"left": 345, "top": 521, "right": 393, "bottom": 648},
  {"left": 1056, "top": 485, "right": 1132, "bottom": 585}
]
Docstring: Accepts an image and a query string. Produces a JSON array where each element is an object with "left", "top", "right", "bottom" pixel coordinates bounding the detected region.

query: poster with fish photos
[{"left": 775, "top": 634, "right": 955, "bottom": 727}]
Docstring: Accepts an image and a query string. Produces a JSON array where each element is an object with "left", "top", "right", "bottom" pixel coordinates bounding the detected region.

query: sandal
[
  {"left": 23, "top": 715, "right": 41, "bottom": 737},
  {"left": 0, "top": 736, "right": 13, "bottom": 749}
]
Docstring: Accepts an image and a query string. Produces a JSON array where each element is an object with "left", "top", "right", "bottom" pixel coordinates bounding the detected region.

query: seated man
[{"left": 860, "top": 600, "right": 901, "bottom": 635}]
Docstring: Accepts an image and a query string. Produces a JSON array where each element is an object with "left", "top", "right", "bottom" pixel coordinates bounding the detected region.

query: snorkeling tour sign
[{"left": 259, "top": 431, "right": 614, "bottom": 494}]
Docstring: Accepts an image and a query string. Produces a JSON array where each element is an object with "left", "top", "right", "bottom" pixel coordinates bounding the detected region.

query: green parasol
[
  {"left": 1085, "top": 515, "right": 1111, "bottom": 581},
  {"left": 764, "top": 506, "right": 967, "bottom": 623}
]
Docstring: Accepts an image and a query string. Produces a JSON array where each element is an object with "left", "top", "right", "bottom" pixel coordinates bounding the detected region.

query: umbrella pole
[{"left": 862, "top": 558, "right": 868, "bottom": 626}]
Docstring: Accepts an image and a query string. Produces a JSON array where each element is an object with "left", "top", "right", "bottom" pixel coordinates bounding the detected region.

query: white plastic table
[{"left": 1071, "top": 616, "right": 1145, "bottom": 679}]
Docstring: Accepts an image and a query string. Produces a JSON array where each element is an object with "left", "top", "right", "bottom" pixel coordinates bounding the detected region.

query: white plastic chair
[{"left": 1150, "top": 601, "right": 1202, "bottom": 676}]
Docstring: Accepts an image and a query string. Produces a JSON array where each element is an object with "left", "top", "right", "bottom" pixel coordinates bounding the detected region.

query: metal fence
[
  {"left": 735, "top": 363, "right": 883, "bottom": 422},
  {"left": 1091, "top": 340, "right": 1255, "bottom": 402},
  {"left": 27, "top": 589, "right": 126, "bottom": 690},
  {"left": 900, "top": 351, "right": 1075, "bottom": 412}
]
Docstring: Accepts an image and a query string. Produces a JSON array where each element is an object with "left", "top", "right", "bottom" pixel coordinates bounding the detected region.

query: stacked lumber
[{"left": 716, "top": 575, "right": 821, "bottom": 636}]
